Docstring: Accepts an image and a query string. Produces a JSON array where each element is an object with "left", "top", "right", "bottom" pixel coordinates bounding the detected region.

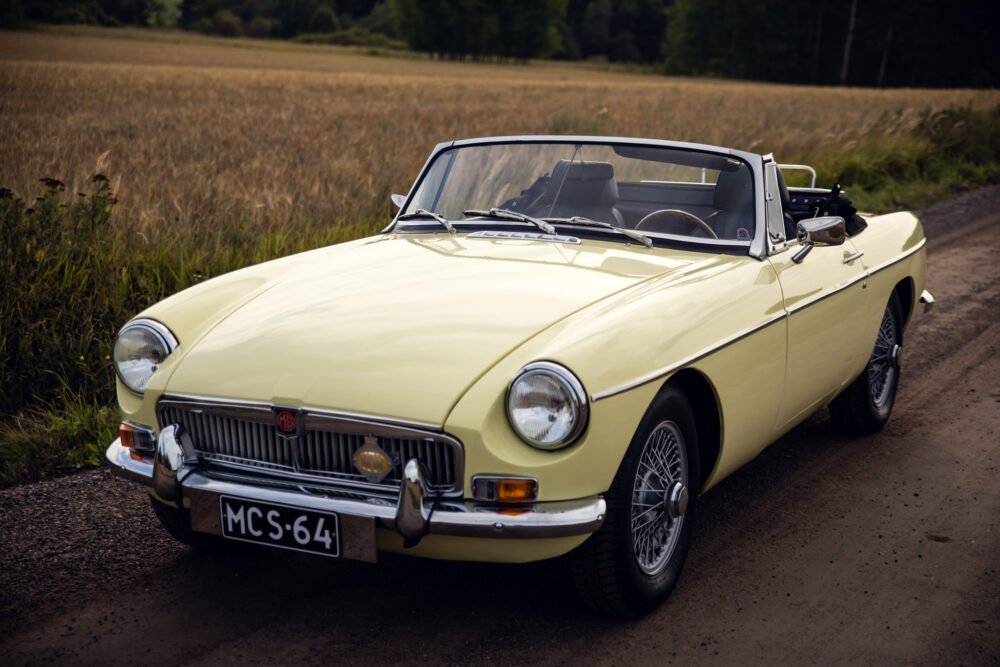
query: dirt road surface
[{"left": 2, "top": 188, "right": 999, "bottom": 666}]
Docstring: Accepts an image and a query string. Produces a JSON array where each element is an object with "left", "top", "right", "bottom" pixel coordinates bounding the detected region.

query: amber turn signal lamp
[
  {"left": 471, "top": 476, "right": 538, "bottom": 503},
  {"left": 118, "top": 422, "right": 155, "bottom": 454},
  {"left": 118, "top": 422, "right": 138, "bottom": 448},
  {"left": 497, "top": 479, "right": 537, "bottom": 502}
]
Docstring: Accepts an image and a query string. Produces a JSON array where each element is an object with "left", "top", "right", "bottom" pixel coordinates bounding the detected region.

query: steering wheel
[{"left": 634, "top": 209, "right": 718, "bottom": 239}]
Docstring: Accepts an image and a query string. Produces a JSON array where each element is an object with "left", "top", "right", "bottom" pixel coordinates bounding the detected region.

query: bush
[
  {"left": 293, "top": 26, "right": 406, "bottom": 49},
  {"left": 247, "top": 16, "right": 279, "bottom": 38},
  {"left": 0, "top": 178, "right": 123, "bottom": 415},
  {"left": 307, "top": 4, "right": 340, "bottom": 34},
  {"left": 212, "top": 9, "right": 243, "bottom": 37}
]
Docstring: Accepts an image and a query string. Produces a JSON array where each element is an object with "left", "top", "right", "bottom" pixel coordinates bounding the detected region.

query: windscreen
[{"left": 404, "top": 142, "right": 755, "bottom": 243}]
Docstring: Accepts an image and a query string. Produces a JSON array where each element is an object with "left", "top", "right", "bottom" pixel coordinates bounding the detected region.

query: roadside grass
[{"left": 0, "top": 29, "right": 998, "bottom": 485}]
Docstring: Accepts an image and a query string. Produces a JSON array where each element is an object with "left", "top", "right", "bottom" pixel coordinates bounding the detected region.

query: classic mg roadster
[{"left": 107, "top": 136, "right": 933, "bottom": 616}]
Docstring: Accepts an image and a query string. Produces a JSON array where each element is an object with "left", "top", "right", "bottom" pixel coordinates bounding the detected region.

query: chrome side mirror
[
  {"left": 792, "top": 216, "right": 846, "bottom": 263},
  {"left": 391, "top": 193, "right": 406, "bottom": 210}
]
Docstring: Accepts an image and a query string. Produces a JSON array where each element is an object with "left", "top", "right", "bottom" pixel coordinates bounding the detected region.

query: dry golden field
[{"left": 3, "top": 27, "right": 998, "bottom": 235}]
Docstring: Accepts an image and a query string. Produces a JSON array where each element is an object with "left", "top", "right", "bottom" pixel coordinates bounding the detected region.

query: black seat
[
  {"left": 537, "top": 160, "right": 625, "bottom": 227},
  {"left": 711, "top": 168, "right": 754, "bottom": 240}
]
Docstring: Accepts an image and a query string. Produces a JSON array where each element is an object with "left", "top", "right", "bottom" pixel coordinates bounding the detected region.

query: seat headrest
[
  {"left": 713, "top": 168, "right": 753, "bottom": 211},
  {"left": 551, "top": 160, "right": 619, "bottom": 207}
]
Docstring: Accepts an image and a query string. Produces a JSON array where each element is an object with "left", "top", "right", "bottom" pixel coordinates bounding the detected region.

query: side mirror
[
  {"left": 792, "top": 216, "right": 846, "bottom": 263},
  {"left": 391, "top": 193, "right": 406, "bottom": 210}
]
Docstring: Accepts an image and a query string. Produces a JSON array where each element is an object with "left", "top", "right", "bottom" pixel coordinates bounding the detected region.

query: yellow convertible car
[{"left": 107, "top": 136, "right": 933, "bottom": 616}]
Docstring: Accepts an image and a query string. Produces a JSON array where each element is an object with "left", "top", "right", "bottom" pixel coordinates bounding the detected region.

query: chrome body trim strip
[
  {"left": 865, "top": 238, "right": 927, "bottom": 276},
  {"left": 591, "top": 313, "right": 787, "bottom": 401},
  {"left": 105, "top": 440, "right": 605, "bottom": 540},
  {"left": 784, "top": 272, "right": 869, "bottom": 315},
  {"left": 591, "top": 238, "right": 928, "bottom": 402}
]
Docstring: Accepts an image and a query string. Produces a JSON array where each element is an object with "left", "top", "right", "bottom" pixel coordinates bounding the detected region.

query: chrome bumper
[{"left": 106, "top": 437, "right": 606, "bottom": 552}]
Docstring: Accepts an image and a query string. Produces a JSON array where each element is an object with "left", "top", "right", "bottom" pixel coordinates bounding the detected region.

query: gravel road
[{"left": 2, "top": 187, "right": 999, "bottom": 666}]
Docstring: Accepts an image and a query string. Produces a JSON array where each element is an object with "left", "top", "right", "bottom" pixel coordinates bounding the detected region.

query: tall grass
[{"left": 1, "top": 28, "right": 998, "bottom": 484}]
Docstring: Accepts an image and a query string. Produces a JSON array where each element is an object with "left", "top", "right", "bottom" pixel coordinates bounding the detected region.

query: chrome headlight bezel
[
  {"left": 506, "top": 361, "right": 589, "bottom": 451},
  {"left": 113, "top": 318, "right": 178, "bottom": 395}
]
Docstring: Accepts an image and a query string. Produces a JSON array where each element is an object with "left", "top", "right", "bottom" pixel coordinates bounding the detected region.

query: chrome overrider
[{"left": 106, "top": 426, "right": 607, "bottom": 559}]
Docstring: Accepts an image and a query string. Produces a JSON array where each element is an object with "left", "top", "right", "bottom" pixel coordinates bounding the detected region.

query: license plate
[{"left": 219, "top": 496, "right": 341, "bottom": 558}]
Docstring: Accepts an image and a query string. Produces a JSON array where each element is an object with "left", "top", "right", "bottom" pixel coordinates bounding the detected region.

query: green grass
[
  {"left": 812, "top": 105, "right": 1000, "bottom": 211},
  {"left": 1, "top": 103, "right": 998, "bottom": 486}
]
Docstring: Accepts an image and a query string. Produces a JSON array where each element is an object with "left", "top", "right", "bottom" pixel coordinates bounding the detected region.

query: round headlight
[
  {"left": 113, "top": 319, "right": 178, "bottom": 394},
  {"left": 506, "top": 362, "right": 588, "bottom": 450}
]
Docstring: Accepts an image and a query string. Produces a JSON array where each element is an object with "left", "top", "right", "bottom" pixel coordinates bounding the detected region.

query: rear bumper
[{"left": 106, "top": 438, "right": 606, "bottom": 556}]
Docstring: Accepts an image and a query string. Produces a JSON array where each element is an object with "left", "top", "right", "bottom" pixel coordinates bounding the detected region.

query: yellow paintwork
[{"left": 119, "top": 209, "right": 926, "bottom": 562}]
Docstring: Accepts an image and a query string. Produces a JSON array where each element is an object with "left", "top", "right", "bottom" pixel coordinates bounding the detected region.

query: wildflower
[{"left": 79, "top": 355, "right": 85, "bottom": 361}]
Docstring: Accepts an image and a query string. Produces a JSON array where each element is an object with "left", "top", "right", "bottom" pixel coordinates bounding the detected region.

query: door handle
[{"left": 842, "top": 251, "right": 864, "bottom": 264}]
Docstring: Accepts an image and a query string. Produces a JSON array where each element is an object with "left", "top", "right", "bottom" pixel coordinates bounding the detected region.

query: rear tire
[
  {"left": 830, "top": 293, "right": 903, "bottom": 435},
  {"left": 570, "top": 385, "right": 700, "bottom": 616}
]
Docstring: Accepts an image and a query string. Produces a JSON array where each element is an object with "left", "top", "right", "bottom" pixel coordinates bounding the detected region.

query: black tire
[
  {"left": 149, "top": 495, "right": 224, "bottom": 550},
  {"left": 830, "top": 292, "right": 903, "bottom": 436},
  {"left": 570, "top": 385, "right": 700, "bottom": 617}
]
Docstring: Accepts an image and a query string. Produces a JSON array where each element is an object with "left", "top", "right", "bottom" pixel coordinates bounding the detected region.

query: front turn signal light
[
  {"left": 119, "top": 422, "right": 154, "bottom": 453},
  {"left": 472, "top": 476, "right": 538, "bottom": 503}
]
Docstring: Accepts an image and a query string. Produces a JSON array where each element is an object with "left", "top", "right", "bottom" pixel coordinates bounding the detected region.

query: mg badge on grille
[
  {"left": 354, "top": 436, "right": 394, "bottom": 483},
  {"left": 275, "top": 409, "right": 298, "bottom": 436}
]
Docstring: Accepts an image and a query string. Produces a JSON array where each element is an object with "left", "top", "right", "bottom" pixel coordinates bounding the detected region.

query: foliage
[
  {"left": 7, "top": 0, "right": 997, "bottom": 87},
  {"left": 293, "top": 26, "right": 404, "bottom": 49},
  {"left": 145, "top": 0, "right": 180, "bottom": 28},
  {"left": 0, "top": 396, "right": 118, "bottom": 486},
  {"left": 391, "top": 0, "right": 567, "bottom": 62},
  {"left": 308, "top": 4, "right": 340, "bottom": 33},
  {"left": 211, "top": 8, "right": 242, "bottom": 37}
]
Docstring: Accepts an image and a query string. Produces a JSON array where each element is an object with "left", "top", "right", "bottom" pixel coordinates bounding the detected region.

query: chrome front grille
[{"left": 157, "top": 397, "right": 463, "bottom": 495}]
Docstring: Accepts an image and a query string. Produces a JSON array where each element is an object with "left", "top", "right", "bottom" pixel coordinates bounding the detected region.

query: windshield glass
[{"left": 402, "top": 142, "right": 755, "bottom": 243}]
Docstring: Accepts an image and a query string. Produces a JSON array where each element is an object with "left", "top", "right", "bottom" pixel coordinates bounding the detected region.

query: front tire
[
  {"left": 570, "top": 386, "right": 700, "bottom": 616},
  {"left": 830, "top": 293, "right": 903, "bottom": 435}
]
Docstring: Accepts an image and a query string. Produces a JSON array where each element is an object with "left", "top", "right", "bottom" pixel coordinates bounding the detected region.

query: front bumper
[{"left": 106, "top": 437, "right": 606, "bottom": 560}]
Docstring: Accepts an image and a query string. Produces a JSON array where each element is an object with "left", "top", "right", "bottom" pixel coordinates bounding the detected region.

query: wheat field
[{"left": 3, "top": 27, "right": 997, "bottom": 237}]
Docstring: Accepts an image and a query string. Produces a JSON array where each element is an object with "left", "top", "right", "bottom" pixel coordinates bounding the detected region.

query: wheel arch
[
  {"left": 663, "top": 369, "right": 721, "bottom": 491},
  {"left": 893, "top": 277, "right": 915, "bottom": 336}
]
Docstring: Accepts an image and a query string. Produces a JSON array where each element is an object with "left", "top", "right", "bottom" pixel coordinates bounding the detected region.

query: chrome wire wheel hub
[
  {"left": 869, "top": 308, "right": 900, "bottom": 408},
  {"left": 631, "top": 420, "right": 688, "bottom": 576}
]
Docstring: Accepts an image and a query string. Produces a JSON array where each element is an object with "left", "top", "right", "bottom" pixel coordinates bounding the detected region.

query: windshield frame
[{"left": 386, "top": 136, "right": 767, "bottom": 260}]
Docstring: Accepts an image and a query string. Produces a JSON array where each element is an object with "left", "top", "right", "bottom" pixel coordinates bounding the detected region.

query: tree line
[{"left": 2, "top": 0, "right": 996, "bottom": 88}]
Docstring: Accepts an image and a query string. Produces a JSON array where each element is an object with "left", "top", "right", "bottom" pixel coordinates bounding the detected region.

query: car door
[{"left": 763, "top": 163, "right": 872, "bottom": 430}]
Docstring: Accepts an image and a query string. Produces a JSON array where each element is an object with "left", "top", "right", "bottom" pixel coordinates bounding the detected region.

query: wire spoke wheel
[
  {"left": 868, "top": 305, "right": 899, "bottom": 408},
  {"left": 630, "top": 420, "right": 688, "bottom": 576}
]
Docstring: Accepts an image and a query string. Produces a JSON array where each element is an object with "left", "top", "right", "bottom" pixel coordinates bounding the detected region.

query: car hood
[{"left": 160, "top": 233, "right": 698, "bottom": 424}]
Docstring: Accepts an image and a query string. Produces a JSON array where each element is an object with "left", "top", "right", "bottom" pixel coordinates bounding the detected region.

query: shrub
[
  {"left": 212, "top": 9, "right": 243, "bottom": 37},
  {"left": 308, "top": 5, "right": 340, "bottom": 34}
]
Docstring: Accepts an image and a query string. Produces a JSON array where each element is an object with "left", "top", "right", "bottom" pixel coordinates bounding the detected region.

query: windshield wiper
[
  {"left": 463, "top": 208, "right": 556, "bottom": 235},
  {"left": 397, "top": 209, "right": 455, "bottom": 233},
  {"left": 544, "top": 217, "right": 653, "bottom": 249}
]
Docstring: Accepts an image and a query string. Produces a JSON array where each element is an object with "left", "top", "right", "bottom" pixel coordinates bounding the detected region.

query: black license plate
[{"left": 219, "top": 496, "right": 341, "bottom": 558}]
